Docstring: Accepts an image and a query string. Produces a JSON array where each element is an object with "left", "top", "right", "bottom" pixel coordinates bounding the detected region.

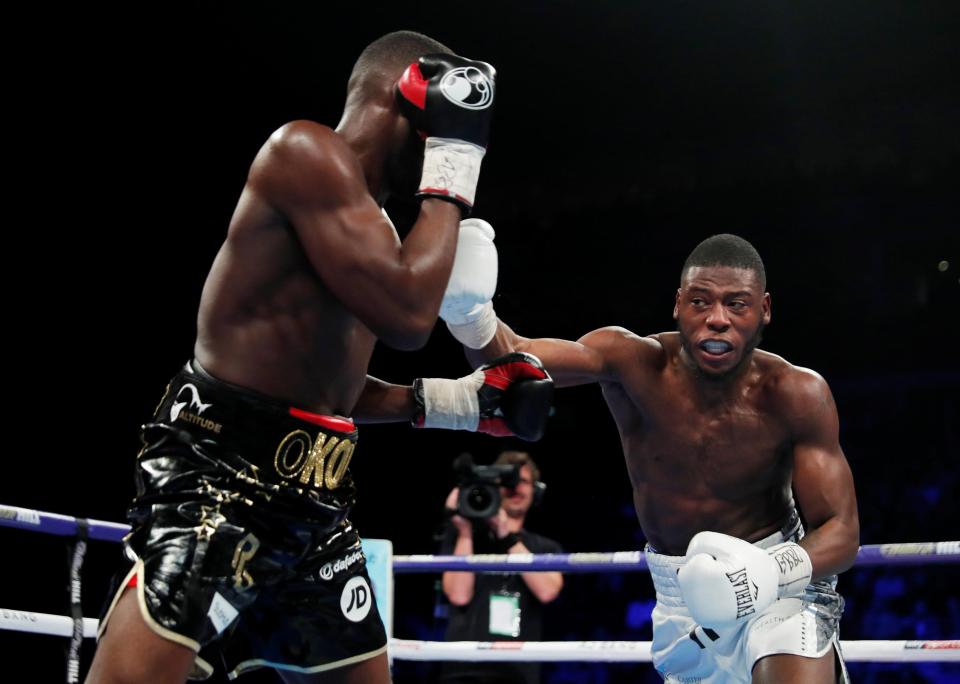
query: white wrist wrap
[
  {"left": 445, "top": 301, "right": 497, "bottom": 349},
  {"left": 420, "top": 372, "right": 484, "bottom": 431},
  {"left": 419, "top": 137, "right": 485, "bottom": 208},
  {"left": 768, "top": 542, "right": 813, "bottom": 598}
]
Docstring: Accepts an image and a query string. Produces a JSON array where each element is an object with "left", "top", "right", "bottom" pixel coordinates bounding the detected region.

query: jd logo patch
[{"left": 340, "top": 576, "right": 372, "bottom": 623}]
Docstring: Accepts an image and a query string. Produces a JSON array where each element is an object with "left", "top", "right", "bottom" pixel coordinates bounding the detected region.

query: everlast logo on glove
[
  {"left": 274, "top": 430, "right": 356, "bottom": 491},
  {"left": 726, "top": 568, "right": 759, "bottom": 620}
]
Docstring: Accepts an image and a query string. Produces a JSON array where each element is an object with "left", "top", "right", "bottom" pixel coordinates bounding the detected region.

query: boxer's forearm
[
  {"left": 351, "top": 376, "right": 415, "bottom": 423},
  {"left": 798, "top": 514, "right": 860, "bottom": 580},
  {"left": 466, "top": 319, "right": 560, "bottom": 372},
  {"left": 465, "top": 318, "right": 525, "bottom": 366}
]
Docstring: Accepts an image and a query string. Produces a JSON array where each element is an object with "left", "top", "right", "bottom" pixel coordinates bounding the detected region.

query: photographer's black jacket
[{"left": 437, "top": 524, "right": 562, "bottom": 684}]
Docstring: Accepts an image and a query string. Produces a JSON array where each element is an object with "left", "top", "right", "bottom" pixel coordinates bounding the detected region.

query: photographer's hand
[
  {"left": 488, "top": 508, "right": 514, "bottom": 543},
  {"left": 489, "top": 509, "right": 565, "bottom": 603},
  {"left": 445, "top": 487, "right": 473, "bottom": 537}
]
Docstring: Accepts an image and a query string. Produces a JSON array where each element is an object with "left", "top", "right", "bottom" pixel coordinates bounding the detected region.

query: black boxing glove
[
  {"left": 397, "top": 54, "right": 496, "bottom": 213},
  {"left": 412, "top": 352, "right": 553, "bottom": 441}
]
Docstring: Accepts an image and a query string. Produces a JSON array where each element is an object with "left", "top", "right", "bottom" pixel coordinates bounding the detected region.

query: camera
[{"left": 452, "top": 453, "right": 521, "bottom": 520}]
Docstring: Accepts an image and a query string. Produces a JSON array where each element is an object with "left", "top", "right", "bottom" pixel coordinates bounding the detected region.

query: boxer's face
[
  {"left": 500, "top": 464, "right": 535, "bottom": 519},
  {"left": 674, "top": 266, "right": 770, "bottom": 378}
]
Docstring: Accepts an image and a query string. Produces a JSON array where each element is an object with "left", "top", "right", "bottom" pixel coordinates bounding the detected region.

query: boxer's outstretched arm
[
  {"left": 784, "top": 369, "right": 860, "bottom": 579},
  {"left": 250, "top": 122, "right": 461, "bottom": 351},
  {"left": 469, "top": 319, "right": 639, "bottom": 388}
]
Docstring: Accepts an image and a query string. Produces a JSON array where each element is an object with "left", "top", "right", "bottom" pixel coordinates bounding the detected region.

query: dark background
[{"left": 2, "top": 1, "right": 957, "bottom": 682}]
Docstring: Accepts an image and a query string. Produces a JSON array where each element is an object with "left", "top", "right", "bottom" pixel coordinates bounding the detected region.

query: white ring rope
[
  {"left": 3, "top": 504, "right": 958, "bottom": 666},
  {"left": 1, "top": 609, "right": 98, "bottom": 639},
  {"left": 389, "top": 638, "right": 960, "bottom": 663},
  {"left": 2, "top": 609, "right": 957, "bottom": 663}
]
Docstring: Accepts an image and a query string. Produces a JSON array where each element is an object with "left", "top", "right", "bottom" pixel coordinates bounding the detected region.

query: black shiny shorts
[{"left": 98, "top": 361, "right": 387, "bottom": 679}]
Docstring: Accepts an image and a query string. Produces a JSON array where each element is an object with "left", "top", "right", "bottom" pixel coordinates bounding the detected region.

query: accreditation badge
[{"left": 489, "top": 591, "right": 521, "bottom": 637}]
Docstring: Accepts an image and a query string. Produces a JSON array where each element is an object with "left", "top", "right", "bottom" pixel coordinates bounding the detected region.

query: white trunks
[{"left": 645, "top": 512, "right": 849, "bottom": 683}]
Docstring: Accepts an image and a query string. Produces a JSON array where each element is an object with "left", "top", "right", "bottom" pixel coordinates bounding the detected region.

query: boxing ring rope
[
  {"left": 3, "top": 504, "right": 959, "bottom": 666},
  {"left": 3, "top": 609, "right": 958, "bottom": 664},
  {"left": 4, "top": 504, "right": 958, "bottom": 570}
]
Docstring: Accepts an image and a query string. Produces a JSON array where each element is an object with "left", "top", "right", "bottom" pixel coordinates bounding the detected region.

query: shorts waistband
[
  {"left": 645, "top": 510, "right": 803, "bottom": 606},
  {"left": 187, "top": 360, "right": 357, "bottom": 433},
  {"left": 149, "top": 361, "right": 359, "bottom": 497}
]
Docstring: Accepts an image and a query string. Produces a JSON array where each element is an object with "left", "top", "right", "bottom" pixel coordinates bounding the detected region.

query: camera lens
[
  {"left": 459, "top": 483, "right": 500, "bottom": 519},
  {"left": 466, "top": 486, "right": 492, "bottom": 511}
]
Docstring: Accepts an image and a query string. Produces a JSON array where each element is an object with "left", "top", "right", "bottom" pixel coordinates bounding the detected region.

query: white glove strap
[
  {"left": 768, "top": 542, "right": 813, "bottom": 598},
  {"left": 420, "top": 372, "right": 484, "bottom": 431},
  {"left": 420, "top": 137, "right": 485, "bottom": 208},
  {"left": 445, "top": 301, "right": 498, "bottom": 349}
]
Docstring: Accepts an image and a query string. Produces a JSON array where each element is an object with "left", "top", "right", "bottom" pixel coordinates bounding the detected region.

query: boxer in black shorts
[
  {"left": 98, "top": 360, "right": 382, "bottom": 679},
  {"left": 86, "top": 31, "right": 551, "bottom": 684}
]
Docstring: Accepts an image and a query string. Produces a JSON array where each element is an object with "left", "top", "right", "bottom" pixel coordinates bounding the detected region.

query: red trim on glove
[
  {"left": 478, "top": 417, "right": 513, "bottom": 437},
  {"left": 419, "top": 188, "right": 474, "bottom": 207},
  {"left": 483, "top": 361, "right": 548, "bottom": 390},
  {"left": 397, "top": 62, "right": 427, "bottom": 109}
]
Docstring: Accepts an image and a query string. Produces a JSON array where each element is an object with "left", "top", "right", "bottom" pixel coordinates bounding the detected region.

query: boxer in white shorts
[{"left": 439, "top": 233, "right": 861, "bottom": 682}]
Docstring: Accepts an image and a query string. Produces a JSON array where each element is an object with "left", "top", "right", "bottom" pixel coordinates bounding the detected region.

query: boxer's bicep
[
  {"left": 252, "top": 122, "right": 452, "bottom": 347},
  {"left": 787, "top": 371, "right": 860, "bottom": 575}
]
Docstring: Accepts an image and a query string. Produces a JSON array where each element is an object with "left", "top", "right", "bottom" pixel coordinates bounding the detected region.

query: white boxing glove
[
  {"left": 676, "top": 531, "right": 812, "bottom": 629},
  {"left": 441, "top": 218, "right": 498, "bottom": 349}
]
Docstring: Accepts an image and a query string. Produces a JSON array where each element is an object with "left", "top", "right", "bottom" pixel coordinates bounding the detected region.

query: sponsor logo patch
[
  {"left": 207, "top": 592, "right": 239, "bottom": 634},
  {"left": 170, "top": 384, "right": 222, "bottom": 433},
  {"left": 340, "top": 576, "right": 372, "bottom": 623},
  {"left": 319, "top": 549, "right": 364, "bottom": 581}
]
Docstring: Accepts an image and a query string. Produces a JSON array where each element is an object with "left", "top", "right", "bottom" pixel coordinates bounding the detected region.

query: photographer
[{"left": 438, "top": 451, "right": 563, "bottom": 684}]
